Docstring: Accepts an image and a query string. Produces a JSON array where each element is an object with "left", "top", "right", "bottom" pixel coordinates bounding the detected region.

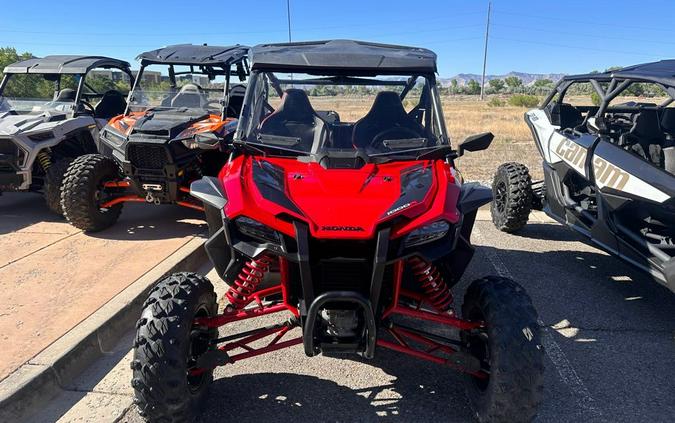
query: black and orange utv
[{"left": 61, "top": 44, "right": 249, "bottom": 231}]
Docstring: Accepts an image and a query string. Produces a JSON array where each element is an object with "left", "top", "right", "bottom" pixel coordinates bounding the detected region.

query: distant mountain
[{"left": 440, "top": 72, "right": 566, "bottom": 87}]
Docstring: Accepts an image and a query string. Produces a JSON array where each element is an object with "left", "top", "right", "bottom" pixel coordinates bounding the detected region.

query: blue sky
[{"left": 1, "top": 0, "right": 673, "bottom": 76}]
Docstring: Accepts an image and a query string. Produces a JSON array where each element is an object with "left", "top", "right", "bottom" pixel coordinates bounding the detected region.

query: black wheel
[
  {"left": 61, "top": 154, "right": 123, "bottom": 232},
  {"left": 132, "top": 272, "right": 218, "bottom": 423},
  {"left": 44, "top": 158, "right": 73, "bottom": 215},
  {"left": 490, "top": 162, "right": 532, "bottom": 233},
  {"left": 204, "top": 204, "right": 223, "bottom": 237},
  {"left": 461, "top": 276, "right": 544, "bottom": 423}
]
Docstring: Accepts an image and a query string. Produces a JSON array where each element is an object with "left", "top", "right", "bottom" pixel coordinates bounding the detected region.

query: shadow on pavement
[
  {"left": 502, "top": 222, "right": 585, "bottom": 242},
  {"left": 201, "top": 349, "right": 474, "bottom": 423},
  {"left": 84, "top": 204, "right": 208, "bottom": 241},
  {"left": 0, "top": 192, "right": 63, "bottom": 234}
]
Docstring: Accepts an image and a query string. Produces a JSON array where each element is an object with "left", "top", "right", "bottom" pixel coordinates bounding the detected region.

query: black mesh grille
[
  {"left": 0, "top": 138, "right": 17, "bottom": 155},
  {"left": 317, "top": 259, "right": 370, "bottom": 292},
  {"left": 0, "top": 139, "right": 19, "bottom": 171},
  {"left": 128, "top": 145, "right": 168, "bottom": 169}
]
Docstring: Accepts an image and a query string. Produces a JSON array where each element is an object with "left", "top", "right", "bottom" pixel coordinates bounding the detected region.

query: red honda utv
[{"left": 132, "top": 40, "right": 544, "bottom": 423}]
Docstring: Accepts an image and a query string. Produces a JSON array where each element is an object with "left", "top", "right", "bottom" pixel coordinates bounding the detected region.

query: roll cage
[
  {"left": 234, "top": 70, "right": 450, "bottom": 163},
  {"left": 0, "top": 55, "right": 134, "bottom": 116},
  {"left": 127, "top": 44, "right": 250, "bottom": 119}
]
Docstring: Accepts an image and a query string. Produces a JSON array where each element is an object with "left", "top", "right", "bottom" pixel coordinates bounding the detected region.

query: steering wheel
[{"left": 370, "top": 127, "right": 423, "bottom": 150}]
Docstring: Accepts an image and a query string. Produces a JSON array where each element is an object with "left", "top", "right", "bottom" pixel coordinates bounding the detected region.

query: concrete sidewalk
[{"left": 0, "top": 192, "right": 207, "bottom": 382}]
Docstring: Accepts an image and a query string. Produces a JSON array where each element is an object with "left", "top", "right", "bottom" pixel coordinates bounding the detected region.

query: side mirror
[{"left": 457, "top": 132, "right": 494, "bottom": 157}]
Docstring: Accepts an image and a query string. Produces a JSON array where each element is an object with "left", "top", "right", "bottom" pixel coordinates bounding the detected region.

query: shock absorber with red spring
[
  {"left": 225, "top": 254, "right": 273, "bottom": 310},
  {"left": 408, "top": 256, "right": 453, "bottom": 312}
]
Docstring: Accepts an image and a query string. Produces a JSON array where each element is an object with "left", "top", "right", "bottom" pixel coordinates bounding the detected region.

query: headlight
[
  {"left": 234, "top": 216, "right": 281, "bottom": 244},
  {"left": 404, "top": 220, "right": 450, "bottom": 248},
  {"left": 102, "top": 129, "right": 126, "bottom": 145},
  {"left": 181, "top": 132, "right": 221, "bottom": 150},
  {"left": 27, "top": 131, "right": 55, "bottom": 142}
]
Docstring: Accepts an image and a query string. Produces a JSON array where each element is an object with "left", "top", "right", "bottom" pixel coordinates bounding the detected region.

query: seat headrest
[
  {"left": 55, "top": 88, "right": 76, "bottom": 102},
  {"left": 631, "top": 109, "right": 663, "bottom": 142},
  {"left": 367, "top": 91, "right": 407, "bottom": 118},
  {"left": 661, "top": 108, "right": 675, "bottom": 135},
  {"left": 276, "top": 89, "right": 316, "bottom": 122},
  {"left": 179, "top": 83, "right": 201, "bottom": 94},
  {"left": 101, "top": 89, "right": 123, "bottom": 98}
]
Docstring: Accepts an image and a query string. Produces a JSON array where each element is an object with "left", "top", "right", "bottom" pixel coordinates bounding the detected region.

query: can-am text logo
[
  {"left": 593, "top": 157, "right": 629, "bottom": 190},
  {"left": 555, "top": 138, "right": 587, "bottom": 170},
  {"left": 321, "top": 226, "right": 365, "bottom": 232}
]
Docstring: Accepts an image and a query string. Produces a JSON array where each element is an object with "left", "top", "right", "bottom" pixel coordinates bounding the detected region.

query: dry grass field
[{"left": 307, "top": 95, "right": 542, "bottom": 182}]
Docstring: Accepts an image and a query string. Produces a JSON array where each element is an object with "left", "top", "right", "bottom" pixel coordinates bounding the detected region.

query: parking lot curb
[{"left": 0, "top": 235, "right": 208, "bottom": 422}]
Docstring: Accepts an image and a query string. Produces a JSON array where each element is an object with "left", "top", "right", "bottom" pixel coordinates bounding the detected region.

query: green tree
[
  {"left": 533, "top": 79, "right": 552, "bottom": 88},
  {"left": 488, "top": 78, "right": 505, "bottom": 92},
  {"left": 450, "top": 79, "right": 458, "bottom": 94},
  {"left": 466, "top": 79, "right": 481, "bottom": 95},
  {"left": 504, "top": 76, "right": 523, "bottom": 91}
]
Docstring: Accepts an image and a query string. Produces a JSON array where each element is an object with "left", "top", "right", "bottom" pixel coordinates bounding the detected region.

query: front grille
[
  {"left": 0, "top": 138, "right": 19, "bottom": 171},
  {"left": 317, "top": 259, "right": 370, "bottom": 292},
  {"left": 309, "top": 238, "right": 375, "bottom": 294},
  {"left": 0, "top": 138, "right": 17, "bottom": 155},
  {"left": 128, "top": 144, "right": 168, "bottom": 169}
]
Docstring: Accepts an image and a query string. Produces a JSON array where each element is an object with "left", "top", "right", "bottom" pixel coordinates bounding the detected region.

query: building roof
[
  {"left": 4, "top": 55, "right": 131, "bottom": 74},
  {"left": 136, "top": 44, "right": 249, "bottom": 66},
  {"left": 250, "top": 39, "right": 437, "bottom": 75}
]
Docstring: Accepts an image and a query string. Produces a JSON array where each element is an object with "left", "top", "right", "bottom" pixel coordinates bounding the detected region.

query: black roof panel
[
  {"left": 136, "top": 44, "right": 249, "bottom": 66},
  {"left": 4, "top": 55, "right": 131, "bottom": 74},
  {"left": 250, "top": 39, "right": 437, "bottom": 75},
  {"left": 562, "top": 60, "right": 675, "bottom": 86}
]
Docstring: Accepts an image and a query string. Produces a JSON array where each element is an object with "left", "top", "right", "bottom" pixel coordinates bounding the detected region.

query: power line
[
  {"left": 491, "top": 23, "right": 675, "bottom": 47},
  {"left": 493, "top": 9, "right": 675, "bottom": 33},
  {"left": 490, "top": 36, "right": 663, "bottom": 59},
  {"left": 0, "top": 11, "right": 486, "bottom": 38}
]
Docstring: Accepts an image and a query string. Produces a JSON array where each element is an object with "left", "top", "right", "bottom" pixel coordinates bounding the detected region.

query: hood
[
  {"left": 108, "top": 111, "right": 233, "bottom": 141},
  {"left": 225, "top": 156, "right": 460, "bottom": 240},
  {"left": 0, "top": 111, "right": 68, "bottom": 136}
]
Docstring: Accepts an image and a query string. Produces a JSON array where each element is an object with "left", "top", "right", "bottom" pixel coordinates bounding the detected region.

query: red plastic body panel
[{"left": 220, "top": 156, "right": 461, "bottom": 240}]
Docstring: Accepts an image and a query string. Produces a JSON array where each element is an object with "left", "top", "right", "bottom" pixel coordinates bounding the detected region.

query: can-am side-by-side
[
  {"left": 131, "top": 40, "right": 544, "bottom": 423},
  {"left": 491, "top": 60, "right": 675, "bottom": 293},
  {"left": 0, "top": 55, "right": 133, "bottom": 213},
  {"left": 61, "top": 44, "right": 249, "bottom": 231}
]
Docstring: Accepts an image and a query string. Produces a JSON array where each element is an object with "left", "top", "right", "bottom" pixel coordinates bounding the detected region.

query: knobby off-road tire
[
  {"left": 61, "top": 154, "right": 123, "bottom": 232},
  {"left": 132, "top": 272, "right": 218, "bottom": 423},
  {"left": 44, "top": 158, "right": 73, "bottom": 215},
  {"left": 490, "top": 162, "right": 533, "bottom": 233},
  {"left": 462, "top": 276, "right": 544, "bottom": 423}
]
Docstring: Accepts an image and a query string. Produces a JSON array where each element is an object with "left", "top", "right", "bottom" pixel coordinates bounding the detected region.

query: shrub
[
  {"left": 487, "top": 97, "right": 505, "bottom": 107},
  {"left": 508, "top": 94, "right": 540, "bottom": 108},
  {"left": 591, "top": 91, "right": 601, "bottom": 106}
]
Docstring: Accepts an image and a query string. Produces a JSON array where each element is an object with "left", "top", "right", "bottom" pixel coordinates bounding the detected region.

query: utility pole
[
  {"left": 480, "top": 1, "right": 491, "bottom": 101},
  {"left": 287, "top": 0, "right": 293, "bottom": 82},
  {"left": 286, "top": 0, "right": 292, "bottom": 43}
]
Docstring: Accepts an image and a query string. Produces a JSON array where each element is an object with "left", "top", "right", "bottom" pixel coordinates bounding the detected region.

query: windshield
[
  {"left": 0, "top": 73, "right": 79, "bottom": 115},
  {"left": 236, "top": 71, "right": 448, "bottom": 159},
  {"left": 129, "top": 65, "right": 230, "bottom": 115}
]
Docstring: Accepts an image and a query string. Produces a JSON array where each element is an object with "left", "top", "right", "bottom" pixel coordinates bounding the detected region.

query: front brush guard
[{"left": 303, "top": 291, "right": 377, "bottom": 359}]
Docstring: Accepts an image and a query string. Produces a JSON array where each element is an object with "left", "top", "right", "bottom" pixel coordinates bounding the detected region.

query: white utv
[
  {"left": 0, "top": 55, "right": 133, "bottom": 213},
  {"left": 490, "top": 60, "right": 675, "bottom": 293}
]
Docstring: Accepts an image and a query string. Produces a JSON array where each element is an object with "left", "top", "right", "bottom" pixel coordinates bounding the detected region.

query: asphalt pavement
[{"left": 31, "top": 217, "right": 675, "bottom": 423}]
